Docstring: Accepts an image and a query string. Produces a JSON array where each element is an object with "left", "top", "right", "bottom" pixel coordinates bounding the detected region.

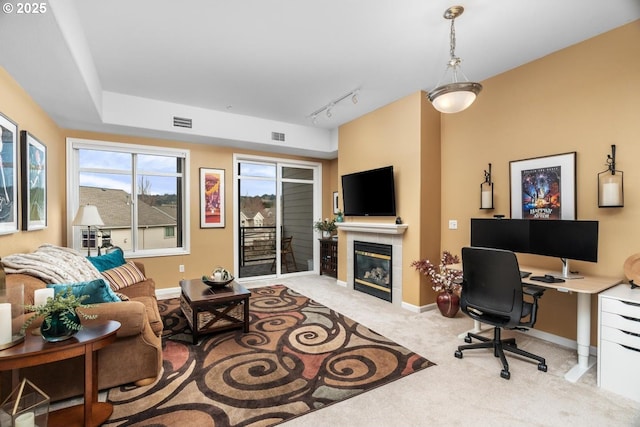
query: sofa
[{"left": 0, "top": 245, "right": 163, "bottom": 402}]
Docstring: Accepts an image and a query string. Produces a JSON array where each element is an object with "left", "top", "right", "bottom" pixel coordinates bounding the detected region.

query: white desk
[{"left": 455, "top": 263, "right": 620, "bottom": 382}]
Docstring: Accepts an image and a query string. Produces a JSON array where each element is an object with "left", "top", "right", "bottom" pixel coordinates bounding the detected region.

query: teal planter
[{"left": 40, "top": 311, "right": 80, "bottom": 342}]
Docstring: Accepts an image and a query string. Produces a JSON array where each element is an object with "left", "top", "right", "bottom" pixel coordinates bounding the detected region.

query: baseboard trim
[{"left": 156, "top": 287, "right": 181, "bottom": 300}]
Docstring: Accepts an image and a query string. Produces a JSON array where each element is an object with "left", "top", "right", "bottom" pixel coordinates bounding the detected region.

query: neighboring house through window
[{"left": 67, "top": 138, "right": 190, "bottom": 257}]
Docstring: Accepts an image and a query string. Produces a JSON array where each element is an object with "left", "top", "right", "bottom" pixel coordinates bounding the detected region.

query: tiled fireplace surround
[{"left": 336, "top": 222, "right": 408, "bottom": 309}]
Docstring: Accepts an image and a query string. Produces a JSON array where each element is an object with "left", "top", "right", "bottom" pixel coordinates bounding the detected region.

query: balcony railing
[{"left": 239, "top": 226, "right": 277, "bottom": 266}]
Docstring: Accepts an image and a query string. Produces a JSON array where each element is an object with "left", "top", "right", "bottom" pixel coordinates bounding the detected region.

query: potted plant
[
  {"left": 314, "top": 217, "right": 337, "bottom": 238},
  {"left": 22, "top": 287, "right": 96, "bottom": 342},
  {"left": 411, "top": 251, "right": 463, "bottom": 317}
]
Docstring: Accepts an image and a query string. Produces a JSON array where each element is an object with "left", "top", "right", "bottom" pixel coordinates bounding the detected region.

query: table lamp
[{"left": 72, "top": 204, "right": 104, "bottom": 256}]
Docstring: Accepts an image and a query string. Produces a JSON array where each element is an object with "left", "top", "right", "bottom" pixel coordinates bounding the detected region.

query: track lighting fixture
[{"left": 307, "top": 88, "right": 360, "bottom": 124}]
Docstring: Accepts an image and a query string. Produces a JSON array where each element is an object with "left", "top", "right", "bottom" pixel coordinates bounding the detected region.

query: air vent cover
[
  {"left": 173, "top": 116, "right": 192, "bottom": 128},
  {"left": 271, "top": 132, "right": 285, "bottom": 142}
]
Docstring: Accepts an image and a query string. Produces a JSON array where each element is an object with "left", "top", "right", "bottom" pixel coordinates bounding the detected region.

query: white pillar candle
[
  {"left": 214, "top": 272, "right": 222, "bottom": 281},
  {"left": 481, "top": 190, "right": 492, "bottom": 209},
  {"left": 602, "top": 182, "right": 621, "bottom": 206},
  {"left": 14, "top": 411, "right": 35, "bottom": 427},
  {"left": 34, "top": 288, "right": 55, "bottom": 307},
  {"left": 0, "top": 303, "right": 11, "bottom": 345}
]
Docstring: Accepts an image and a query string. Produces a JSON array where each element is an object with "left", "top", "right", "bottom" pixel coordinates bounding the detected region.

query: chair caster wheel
[
  {"left": 538, "top": 363, "right": 547, "bottom": 372},
  {"left": 500, "top": 370, "right": 511, "bottom": 380},
  {"left": 454, "top": 350, "right": 463, "bottom": 359},
  {"left": 464, "top": 336, "right": 472, "bottom": 343}
]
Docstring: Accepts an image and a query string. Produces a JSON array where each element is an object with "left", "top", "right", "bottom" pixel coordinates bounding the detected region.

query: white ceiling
[{"left": 1, "top": 0, "right": 639, "bottom": 158}]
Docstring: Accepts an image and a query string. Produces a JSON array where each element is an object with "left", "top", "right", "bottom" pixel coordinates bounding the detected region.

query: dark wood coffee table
[
  {"left": 179, "top": 279, "right": 250, "bottom": 344},
  {"left": 0, "top": 320, "right": 120, "bottom": 427}
]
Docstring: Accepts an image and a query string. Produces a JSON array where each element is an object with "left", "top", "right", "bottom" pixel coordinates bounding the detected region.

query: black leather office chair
[{"left": 454, "top": 246, "right": 548, "bottom": 379}]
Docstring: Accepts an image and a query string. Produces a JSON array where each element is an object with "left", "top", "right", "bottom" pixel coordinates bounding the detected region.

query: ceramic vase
[{"left": 436, "top": 291, "right": 460, "bottom": 318}]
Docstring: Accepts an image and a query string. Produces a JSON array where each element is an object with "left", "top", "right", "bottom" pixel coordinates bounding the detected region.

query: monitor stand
[{"left": 549, "top": 258, "right": 583, "bottom": 280}]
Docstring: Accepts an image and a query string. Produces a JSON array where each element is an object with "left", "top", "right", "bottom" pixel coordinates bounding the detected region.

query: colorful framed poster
[
  {"left": 0, "top": 113, "right": 18, "bottom": 234},
  {"left": 21, "top": 131, "right": 47, "bottom": 230},
  {"left": 510, "top": 152, "right": 576, "bottom": 220},
  {"left": 200, "top": 168, "right": 225, "bottom": 228}
]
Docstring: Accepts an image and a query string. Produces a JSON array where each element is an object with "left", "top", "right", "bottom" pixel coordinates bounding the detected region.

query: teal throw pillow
[
  {"left": 87, "top": 247, "right": 126, "bottom": 272},
  {"left": 47, "top": 278, "right": 121, "bottom": 304}
]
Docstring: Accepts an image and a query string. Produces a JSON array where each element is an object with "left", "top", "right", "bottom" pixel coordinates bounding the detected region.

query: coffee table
[
  {"left": 179, "top": 279, "right": 250, "bottom": 344},
  {"left": 0, "top": 320, "right": 120, "bottom": 427}
]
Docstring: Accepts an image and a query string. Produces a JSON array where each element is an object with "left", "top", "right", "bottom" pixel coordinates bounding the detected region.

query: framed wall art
[
  {"left": 333, "top": 191, "right": 339, "bottom": 214},
  {"left": 510, "top": 152, "right": 576, "bottom": 220},
  {"left": 200, "top": 168, "right": 225, "bottom": 228},
  {"left": 0, "top": 113, "right": 18, "bottom": 234},
  {"left": 21, "top": 131, "right": 47, "bottom": 231}
]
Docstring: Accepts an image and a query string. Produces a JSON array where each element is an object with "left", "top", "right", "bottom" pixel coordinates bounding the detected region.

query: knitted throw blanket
[{"left": 1, "top": 244, "right": 102, "bottom": 284}]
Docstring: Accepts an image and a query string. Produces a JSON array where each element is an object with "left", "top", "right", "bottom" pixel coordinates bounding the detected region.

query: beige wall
[
  {"left": 440, "top": 21, "right": 640, "bottom": 341},
  {"left": 0, "top": 67, "right": 65, "bottom": 252},
  {"left": 337, "top": 92, "right": 441, "bottom": 306}
]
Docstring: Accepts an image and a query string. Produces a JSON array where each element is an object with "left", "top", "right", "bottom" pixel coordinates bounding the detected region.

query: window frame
[{"left": 66, "top": 138, "right": 190, "bottom": 258}]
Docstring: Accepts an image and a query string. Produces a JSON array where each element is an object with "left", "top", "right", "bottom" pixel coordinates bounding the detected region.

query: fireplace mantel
[{"left": 336, "top": 222, "right": 408, "bottom": 235}]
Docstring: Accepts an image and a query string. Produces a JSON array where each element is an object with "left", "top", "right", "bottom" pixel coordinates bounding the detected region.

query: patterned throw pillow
[{"left": 102, "top": 261, "right": 146, "bottom": 291}]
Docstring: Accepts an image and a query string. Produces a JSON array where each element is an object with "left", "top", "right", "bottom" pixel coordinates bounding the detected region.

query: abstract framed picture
[
  {"left": 333, "top": 191, "right": 339, "bottom": 214},
  {"left": 0, "top": 113, "right": 18, "bottom": 234},
  {"left": 200, "top": 168, "right": 225, "bottom": 228},
  {"left": 510, "top": 152, "right": 576, "bottom": 220},
  {"left": 21, "top": 131, "right": 47, "bottom": 231}
]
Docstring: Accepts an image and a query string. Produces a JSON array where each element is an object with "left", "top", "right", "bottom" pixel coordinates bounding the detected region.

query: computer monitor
[
  {"left": 470, "top": 218, "right": 599, "bottom": 279},
  {"left": 470, "top": 218, "right": 530, "bottom": 253}
]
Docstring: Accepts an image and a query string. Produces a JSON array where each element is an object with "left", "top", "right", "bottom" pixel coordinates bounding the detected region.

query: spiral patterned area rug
[{"left": 105, "top": 285, "right": 433, "bottom": 426}]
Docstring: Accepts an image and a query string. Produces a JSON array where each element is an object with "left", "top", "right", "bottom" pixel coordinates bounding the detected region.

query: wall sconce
[
  {"left": 480, "top": 163, "right": 494, "bottom": 209},
  {"left": 598, "top": 145, "right": 623, "bottom": 208}
]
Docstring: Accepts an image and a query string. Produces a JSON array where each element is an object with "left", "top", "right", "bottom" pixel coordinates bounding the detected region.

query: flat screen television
[{"left": 341, "top": 166, "right": 396, "bottom": 216}]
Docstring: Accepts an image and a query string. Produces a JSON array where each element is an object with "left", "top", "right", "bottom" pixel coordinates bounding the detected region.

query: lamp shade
[
  {"left": 428, "top": 82, "right": 482, "bottom": 114},
  {"left": 72, "top": 204, "right": 104, "bottom": 227}
]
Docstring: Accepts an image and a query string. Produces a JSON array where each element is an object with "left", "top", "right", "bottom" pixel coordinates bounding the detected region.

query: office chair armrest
[{"left": 523, "top": 285, "right": 546, "bottom": 298}]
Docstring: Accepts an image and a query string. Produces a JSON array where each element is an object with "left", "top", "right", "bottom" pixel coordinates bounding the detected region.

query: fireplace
[{"left": 354, "top": 241, "right": 392, "bottom": 302}]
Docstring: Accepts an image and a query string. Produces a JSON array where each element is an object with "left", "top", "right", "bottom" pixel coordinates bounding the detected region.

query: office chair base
[{"left": 455, "top": 329, "right": 548, "bottom": 380}]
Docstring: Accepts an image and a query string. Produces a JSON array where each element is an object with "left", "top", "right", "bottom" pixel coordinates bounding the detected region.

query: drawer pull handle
[
  {"left": 621, "top": 344, "right": 640, "bottom": 353},
  {"left": 620, "top": 300, "right": 640, "bottom": 308},
  {"left": 621, "top": 329, "right": 640, "bottom": 338},
  {"left": 622, "top": 315, "right": 640, "bottom": 323}
]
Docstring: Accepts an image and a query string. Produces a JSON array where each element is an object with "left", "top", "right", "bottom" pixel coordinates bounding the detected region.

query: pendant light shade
[{"left": 428, "top": 6, "right": 482, "bottom": 114}]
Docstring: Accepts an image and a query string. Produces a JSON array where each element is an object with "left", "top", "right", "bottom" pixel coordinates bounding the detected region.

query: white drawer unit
[{"left": 598, "top": 284, "right": 640, "bottom": 402}]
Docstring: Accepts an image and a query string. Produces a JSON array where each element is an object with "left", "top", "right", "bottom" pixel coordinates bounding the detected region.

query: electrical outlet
[
  {"left": 448, "top": 220, "right": 458, "bottom": 230},
  {"left": 179, "top": 264, "right": 185, "bottom": 273}
]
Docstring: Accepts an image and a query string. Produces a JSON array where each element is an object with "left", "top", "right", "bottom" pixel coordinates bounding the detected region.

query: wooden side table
[
  {"left": 180, "top": 279, "right": 250, "bottom": 344},
  {"left": 0, "top": 321, "right": 120, "bottom": 427}
]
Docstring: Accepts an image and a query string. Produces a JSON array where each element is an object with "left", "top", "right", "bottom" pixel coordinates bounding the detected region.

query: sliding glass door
[{"left": 235, "top": 156, "right": 319, "bottom": 279}]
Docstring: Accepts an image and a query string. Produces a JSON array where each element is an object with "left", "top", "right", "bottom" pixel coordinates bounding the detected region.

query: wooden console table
[{"left": 0, "top": 321, "right": 121, "bottom": 427}]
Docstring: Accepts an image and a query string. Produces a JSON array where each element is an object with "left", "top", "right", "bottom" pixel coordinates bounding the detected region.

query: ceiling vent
[
  {"left": 271, "top": 131, "right": 285, "bottom": 142},
  {"left": 173, "top": 116, "right": 192, "bottom": 129}
]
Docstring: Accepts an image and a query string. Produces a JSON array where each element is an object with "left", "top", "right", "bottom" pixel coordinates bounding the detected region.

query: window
[{"left": 67, "top": 138, "right": 190, "bottom": 257}]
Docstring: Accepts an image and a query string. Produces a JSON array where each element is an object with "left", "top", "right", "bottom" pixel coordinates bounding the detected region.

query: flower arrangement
[
  {"left": 22, "top": 287, "right": 96, "bottom": 334},
  {"left": 411, "top": 250, "right": 463, "bottom": 293},
  {"left": 313, "top": 218, "right": 337, "bottom": 233}
]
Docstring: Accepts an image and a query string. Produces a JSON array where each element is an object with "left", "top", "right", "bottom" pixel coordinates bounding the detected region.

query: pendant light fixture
[{"left": 428, "top": 6, "right": 482, "bottom": 114}]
